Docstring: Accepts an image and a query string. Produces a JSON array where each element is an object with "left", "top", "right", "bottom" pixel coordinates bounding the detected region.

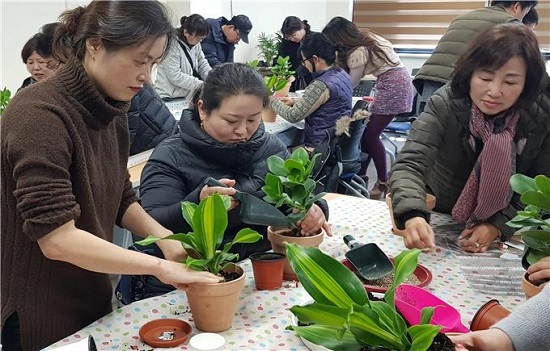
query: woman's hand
[
  {"left": 448, "top": 329, "right": 514, "bottom": 351},
  {"left": 279, "top": 96, "right": 295, "bottom": 106},
  {"left": 157, "top": 259, "right": 222, "bottom": 290},
  {"left": 527, "top": 256, "right": 550, "bottom": 285},
  {"left": 200, "top": 178, "right": 238, "bottom": 209},
  {"left": 297, "top": 204, "right": 332, "bottom": 237},
  {"left": 458, "top": 223, "right": 500, "bottom": 253},
  {"left": 403, "top": 217, "right": 435, "bottom": 250}
]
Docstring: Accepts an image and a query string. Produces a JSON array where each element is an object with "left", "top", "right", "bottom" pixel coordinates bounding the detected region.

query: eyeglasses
[{"left": 300, "top": 57, "right": 312, "bottom": 66}]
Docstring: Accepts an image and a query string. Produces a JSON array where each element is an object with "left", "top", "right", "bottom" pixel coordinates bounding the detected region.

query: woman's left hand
[
  {"left": 297, "top": 204, "right": 332, "bottom": 237},
  {"left": 458, "top": 223, "right": 500, "bottom": 253}
]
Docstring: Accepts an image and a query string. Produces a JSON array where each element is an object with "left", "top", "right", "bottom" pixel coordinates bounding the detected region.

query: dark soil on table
[{"left": 358, "top": 272, "right": 420, "bottom": 289}]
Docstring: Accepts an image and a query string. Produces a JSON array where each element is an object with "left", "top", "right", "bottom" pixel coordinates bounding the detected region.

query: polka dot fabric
[{"left": 47, "top": 196, "right": 526, "bottom": 350}]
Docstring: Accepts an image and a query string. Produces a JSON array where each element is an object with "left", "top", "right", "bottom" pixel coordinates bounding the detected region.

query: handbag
[{"left": 115, "top": 244, "right": 175, "bottom": 305}]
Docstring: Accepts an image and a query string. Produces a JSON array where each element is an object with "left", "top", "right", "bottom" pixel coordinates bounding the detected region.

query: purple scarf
[{"left": 451, "top": 105, "right": 519, "bottom": 227}]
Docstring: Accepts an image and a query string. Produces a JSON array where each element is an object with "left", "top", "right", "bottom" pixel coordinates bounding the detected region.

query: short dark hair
[
  {"left": 53, "top": 0, "right": 173, "bottom": 63},
  {"left": 200, "top": 63, "right": 269, "bottom": 113},
  {"left": 280, "top": 16, "right": 310, "bottom": 37},
  {"left": 300, "top": 32, "right": 338, "bottom": 65},
  {"left": 522, "top": 7, "right": 539, "bottom": 26},
  {"left": 451, "top": 23, "right": 545, "bottom": 111},
  {"left": 21, "top": 22, "right": 60, "bottom": 63},
  {"left": 21, "top": 36, "right": 38, "bottom": 63},
  {"left": 179, "top": 14, "right": 209, "bottom": 38},
  {"left": 490, "top": 1, "right": 538, "bottom": 10}
]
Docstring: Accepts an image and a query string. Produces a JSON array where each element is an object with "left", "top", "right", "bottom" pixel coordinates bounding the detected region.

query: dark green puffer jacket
[
  {"left": 413, "top": 6, "right": 518, "bottom": 94},
  {"left": 389, "top": 78, "right": 550, "bottom": 240}
]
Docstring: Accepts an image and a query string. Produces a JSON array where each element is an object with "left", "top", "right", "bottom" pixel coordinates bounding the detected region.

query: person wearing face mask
[
  {"left": 154, "top": 14, "right": 212, "bottom": 102},
  {"left": 139, "top": 63, "right": 331, "bottom": 261},
  {"left": 270, "top": 32, "right": 353, "bottom": 149},
  {"left": 18, "top": 23, "right": 60, "bottom": 91},
  {"left": 278, "top": 16, "right": 315, "bottom": 92},
  {"left": 388, "top": 24, "right": 550, "bottom": 253},
  {"left": 1, "top": 2, "right": 222, "bottom": 350},
  {"left": 201, "top": 14, "right": 252, "bottom": 67}
]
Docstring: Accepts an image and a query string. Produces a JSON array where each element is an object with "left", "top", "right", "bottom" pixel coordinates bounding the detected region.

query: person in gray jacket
[
  {"left": 389, "top": 24, "right": 549, "bottom": 252},
  {"left": 449, "top": 284, "right": 550, "bottom": 351},
  {"left": 414, "top": 0, "right": 537, "bottom": 115},
  {"left": 154, "top": 14, "right": 211, "bottom": 102}
]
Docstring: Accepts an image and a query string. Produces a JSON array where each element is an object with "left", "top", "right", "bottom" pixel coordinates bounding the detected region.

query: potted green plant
[
  {"left": 286, "top": 244, "right": 454, "bottom": 351},
  {"left": 257, "top": 32, "right": 281, "bottom": 69},
  {"left": 1, "top": 87, "right": 12, "bottom": 115},
  {"left": 262, "top": 147, "right": 326, "bottom": 280},
  {"left": 507, "top": 173, "right": 550, "bottom": 298},
  {"left": 260, "top": 55, "right": 295, "bottom": 122},
  {"left": 136, "top": 193, "right": 262, "bottom": 332}
]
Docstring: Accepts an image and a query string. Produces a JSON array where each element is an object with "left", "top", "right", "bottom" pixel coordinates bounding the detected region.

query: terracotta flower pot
[
  {"left": 470, "top": 299, "right": 510, "bottom": 331},
  {"left": 385, "top": 193, "right": 436, "bottom": 236},
  {"left": 521, "top": 272, "right": 544, "bottom": 299},
  {"left": 185, "top": 263, "right": 245, "bottom": 332},
  {"left": 267, "top": 226, "right": 324, "bottom": 281},
  {"left": 249, "top": 252, "right": 286, "bottom": 290}
]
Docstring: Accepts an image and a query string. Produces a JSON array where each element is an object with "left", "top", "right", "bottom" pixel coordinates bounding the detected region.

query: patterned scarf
[{"left": 451, "top": 105, "right": 519, "bottom": 227}]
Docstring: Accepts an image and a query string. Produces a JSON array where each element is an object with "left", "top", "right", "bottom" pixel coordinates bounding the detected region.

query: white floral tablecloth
[{"left": 48, "top": 196, "right": 526, "bottom": 350}]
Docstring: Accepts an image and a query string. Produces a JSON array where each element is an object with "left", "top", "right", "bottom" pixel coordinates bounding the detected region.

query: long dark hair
[
  {"left": 178, "top": 14, "right": 209, "bottom": 43},
  {"left": 280, "top": 16, "right": 311, "bottom": 38},
  {"left": 300, "top": 32, "right": 338, "bottom": 66},
  {"left": 53, "top": 0, "right": 173, "bottom": 63},
  {"left": 200, "top": 63, "right": 269, "bottom": 113},
  {"left": 322, "top": 16, "right": 398, "bottom": 72},
  {"left": 451, "top": 23, "right": 545, "bottom": 111}
]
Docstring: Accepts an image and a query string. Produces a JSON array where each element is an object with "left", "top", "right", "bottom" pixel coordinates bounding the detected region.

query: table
[{"left": 48, "top": 195, "right": 526, "bottom": 350}]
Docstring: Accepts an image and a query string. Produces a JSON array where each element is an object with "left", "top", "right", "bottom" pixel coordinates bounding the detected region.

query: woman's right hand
[
  {"left": 199, "top": 178, "right": 238, "bottom": 209},
  {"left": 157, "top": 259, "right": 222, "bottom": 290},
  {"left": 403, "top": 217, "right": 435, "bottom": 250}
]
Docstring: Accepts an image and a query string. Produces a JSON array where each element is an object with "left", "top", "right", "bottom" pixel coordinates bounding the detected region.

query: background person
[
  {"left": 322, "top": 16, "right": 414, "bottom": 199},
  {"left": 154, "top": 14, "right": 212, "bottom": 103},
  {"left": 139, "top": 63, "right": 331, "bottom": 262},
  {"left": 1, "top": 2, "right": 220, "bottom": 349},
  {"left": 271, "top": 32, "right": 352, "bottom": 149},
  {"left": 413, "top": 0, "right": 537, "bottom": 115},
  {"left": 278, "top": 16, "right": 314, "bottom": 91},
  {"left": 201, "top": 14, "right": 252, "bottom": 67},
  {"left": 522, "top": 7, "right": 538, "bottom": 30},
  {"left": 389, "top": 24, "right": 549, "bottom": 252}
]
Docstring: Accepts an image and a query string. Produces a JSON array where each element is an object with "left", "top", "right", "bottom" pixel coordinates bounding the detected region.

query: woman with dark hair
[
  {"left": 155, "top": 14, "right": 212, "bottom": 102},
  {"left": 18, "top": 23, "right": 61, "bottom": 91},
  {"left": 1, "top": 2, "right": 220, "bottom": 349},
  {"left": 140, "top": 63, "right": 330, "bottom": 260},
  {"left": 278, "top": 16, "right": 314, "bottom": 91},
  {"left": 271, "top": 32, "right": 352, "bottom": 148},
  {"left": 389, "top": 24, "right": 549, "bottom": 252},
  {"left": 322, "top": 16, "right": 414, "bottom": 199}
]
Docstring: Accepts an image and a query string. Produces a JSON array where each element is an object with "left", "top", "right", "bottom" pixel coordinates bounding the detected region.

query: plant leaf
[
  {"left": 232, "top": 228, "right": 263, "bottom": 244},
  {"left": 510, "top": 174, "right": 537, "bottom": 195},
  {"left": 193, "top": 194, "right": 227, "bottom": 259},
  {"left": 385, "top": 249, "right": 421, "bottom": 308},
  {"left": 290, "top": 303, "right": 350, "bottom": 330},
  {"left": 267, "top": 155, "right": 289, "bottom": 176},
  {"left": 521, "top": 190, "right": 550, "bottom": 211},
  {"left": 348, "top": 311, "right": 405, "bottom": 350},
  {"left": 535, "top": 175, "right": 550, "bottom": 197},
  {"left": 419, "top": 307, "right": 435, "bottom": 325},
  {"left": 408, "top": 324, "right": 442, "bottom": 351},
  {"left": 286, "top": 244, "right": 369, "bottom": 307},
  {"left": 181, "top": 201, "right": 197, "bottom": 228},
  {"left": 289, "top": 325, "right": 361, "bottom": 351},
  {"left": 522, "top": 230, "right": 550, "bottom": 249}
]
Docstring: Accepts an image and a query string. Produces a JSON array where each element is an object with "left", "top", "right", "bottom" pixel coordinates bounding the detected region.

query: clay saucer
[{"left": 139, "top": 318, "right": 192, "bottom": 348}]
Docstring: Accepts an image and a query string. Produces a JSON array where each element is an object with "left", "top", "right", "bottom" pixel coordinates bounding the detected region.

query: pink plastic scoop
[{"left": 395, "top": 284, "right": 469, "bottom": 333}]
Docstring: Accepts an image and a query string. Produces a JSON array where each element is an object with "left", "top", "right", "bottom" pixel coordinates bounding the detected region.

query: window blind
[{"left": 352, "top": 1, "right": 549, "bottom": 51}]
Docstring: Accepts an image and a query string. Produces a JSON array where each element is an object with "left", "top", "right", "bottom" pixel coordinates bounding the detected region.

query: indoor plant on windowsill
[
  {"left": 136, "top": 193, "right": 262, "bottom": 332},
  {"left": 507, "top": 173, "right": 550, "bottom": 299},
  {"left": 285, "top": 244, "right": 454, "bottom": 351},
  {"left": 262, "top": 147, "right": 326, "bottom": 280}
]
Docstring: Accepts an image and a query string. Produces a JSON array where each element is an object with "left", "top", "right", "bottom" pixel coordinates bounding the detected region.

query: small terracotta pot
[
  {"left": 267, "top": 226, "right": 324, "bottom": 281},
  {"left": 385, "top": 193, "right": 436, "bottom": 236},
  {"left": 249, "top": 252, "right": 286, "bottom": 290},
  {"left": 521, "top": 272, "right": 544, "bottom": 299},
  {"left": 470, "top": 299, "right": 510, "bottom": 331}
]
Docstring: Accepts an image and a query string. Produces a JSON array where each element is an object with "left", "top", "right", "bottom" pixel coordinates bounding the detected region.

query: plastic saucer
[
  {"left": 139, "top": 318, "right": 192, "bottom": 348},
  {"left": 189, "top": 333, "right": 226, "bottom": 350}
]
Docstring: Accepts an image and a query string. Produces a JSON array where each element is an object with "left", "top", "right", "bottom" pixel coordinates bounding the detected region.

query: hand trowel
[
  {"left": 204, "top": 177, "right": 292, "bottom": 227},
  {"left": 343, "top": 235, "right": 393, "bottom": 280}
]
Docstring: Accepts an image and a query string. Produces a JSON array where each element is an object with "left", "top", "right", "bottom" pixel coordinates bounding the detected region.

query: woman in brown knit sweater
[{"left": 0, "top": 2, "right": 221, "bottom": 350}]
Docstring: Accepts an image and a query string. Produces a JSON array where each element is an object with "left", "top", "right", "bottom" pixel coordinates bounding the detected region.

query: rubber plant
[
  {"left": 262, "top": 147, "right": 325, "bottom": 232},
  {"left": 286, "top": 244, "right": 442, "bottom": 351},
  {"left": 136, "top": 193, "right": 262, "bottom": 277},
  {"left": 506, "top": 174, "right": 550, "bottom": 284}
]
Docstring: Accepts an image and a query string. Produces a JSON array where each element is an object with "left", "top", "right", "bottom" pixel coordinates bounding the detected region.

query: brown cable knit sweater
[{"left": 1, "top": 60, "right": 137, "bottom": 350}]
